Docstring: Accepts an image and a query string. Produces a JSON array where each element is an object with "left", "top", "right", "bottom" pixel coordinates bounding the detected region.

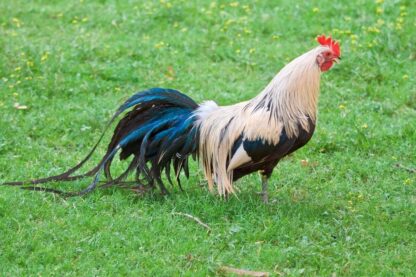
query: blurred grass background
[{"left": 0, "top": 0, "right": 415, "bottom": 275}]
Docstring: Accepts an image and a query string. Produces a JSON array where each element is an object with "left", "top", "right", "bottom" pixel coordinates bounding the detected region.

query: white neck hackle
[{"left": 247, "top": 46, "right": 326, "bottom": 137}]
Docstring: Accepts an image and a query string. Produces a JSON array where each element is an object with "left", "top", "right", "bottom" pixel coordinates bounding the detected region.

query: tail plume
[{"left": 2, "top": 88, "right": 200, "bottom": 196}]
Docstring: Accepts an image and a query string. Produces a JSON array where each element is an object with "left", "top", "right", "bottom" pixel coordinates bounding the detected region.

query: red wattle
[{"left": 320, "top": 61, "right": 333, "bottom": 72}]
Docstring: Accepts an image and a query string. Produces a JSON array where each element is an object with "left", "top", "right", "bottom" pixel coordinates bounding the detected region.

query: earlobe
[{"left": 316, "top": 54, "right": 324, "bottom": 67}]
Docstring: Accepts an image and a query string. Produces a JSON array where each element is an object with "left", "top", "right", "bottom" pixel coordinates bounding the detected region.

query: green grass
[{"left": 1, "top": 0, "right": 415, "bottom": 275}]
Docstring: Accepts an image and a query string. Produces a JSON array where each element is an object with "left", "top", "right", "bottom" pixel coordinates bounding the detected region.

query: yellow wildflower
[
  {"left": 249, "top": 48, "right": 256, "bottom": 54},
  {"left": 12, "top": 18, "right": 22, "bottom": 27},
  {"left": 376, "top": 19, "right": 385, "bottom": 26},
  {"left": 339, "top": 104, "right": 346, "bottom": 110},
  {"left": 242, "top": 5, "right": 250, "bottom": 13},
  {"left": 312, "top": 7, "right": 319, "bottom": 13},
  {"left": 376, "top": 7, "right": 383, "bottom": 14},
  {"left": 225, "top": 19, "right": 234, "bottom": 26},
  {"left": 367, "top": 26, "right": 380, "bottom": 33},
  {"left": 361, "top": 123, "right": 368, "bottom": 129},
  {"left": 230, "top": 2, "right": 239, "bottom": 7},
  {"left": 243, "top": 28, "right": 251, "bottom": 34},
  {"left": 402, "top": 74, "right": 408, "bottom": 80},
  {"left": 154, "top": 41, "right": 165, "bottom": 49},
  {"left": 375, "top": 0, "right": 383, "bottom": 3},
  {"left": 41, "top": 52, "right": 49, "bottom": 62}
]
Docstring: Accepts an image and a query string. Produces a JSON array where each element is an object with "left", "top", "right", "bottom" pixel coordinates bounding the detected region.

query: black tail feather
[{"left": 2, "top": 88, "right": 200, "bottom": 197}]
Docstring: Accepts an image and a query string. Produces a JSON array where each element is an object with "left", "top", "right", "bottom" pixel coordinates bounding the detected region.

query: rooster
[{"left": 3, "top": 35, "right": 341, "bottom": 202}]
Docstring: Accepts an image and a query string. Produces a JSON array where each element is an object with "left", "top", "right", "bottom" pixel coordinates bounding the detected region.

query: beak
[{"left": 334, "top": 56, "right": 341, "bottom": 63}]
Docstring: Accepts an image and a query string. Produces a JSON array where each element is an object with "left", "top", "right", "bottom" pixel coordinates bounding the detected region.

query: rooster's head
[{"left": 316, "top": 35, "right": 341, "bottom": 72}]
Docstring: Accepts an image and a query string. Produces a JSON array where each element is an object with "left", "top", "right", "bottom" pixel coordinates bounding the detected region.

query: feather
[{"left": 2, "top": 88, "right": 200, "bottom": 196}]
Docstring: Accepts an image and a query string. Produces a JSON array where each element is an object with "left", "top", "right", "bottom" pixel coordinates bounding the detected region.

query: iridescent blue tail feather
[{"left": 2, "top": 88, "right": 200, "bottom": 196}]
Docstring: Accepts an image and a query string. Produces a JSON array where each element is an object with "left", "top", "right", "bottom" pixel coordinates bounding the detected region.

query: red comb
[{"left": 316, "top": 34, "right": 341, "bottom": 57}]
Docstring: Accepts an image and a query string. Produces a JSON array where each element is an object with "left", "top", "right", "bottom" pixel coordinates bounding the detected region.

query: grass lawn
[{"left": 1, "top": 0, "right": 415, "bottom": 275}]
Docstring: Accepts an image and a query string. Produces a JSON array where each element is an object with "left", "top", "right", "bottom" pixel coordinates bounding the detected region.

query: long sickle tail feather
[
  {"left": 0, "top": 87, "right": 141, "bottom": 188},
  {"left": 2, "top": 88, "right": 200, "bottom": 197},
  {"left": 1, "top": 113, "right": 117, "bottom": 187}
]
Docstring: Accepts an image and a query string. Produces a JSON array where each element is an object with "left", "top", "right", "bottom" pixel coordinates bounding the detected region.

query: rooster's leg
[{"left": 259, "top": 171, "right": 269, "bottom": 203}]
